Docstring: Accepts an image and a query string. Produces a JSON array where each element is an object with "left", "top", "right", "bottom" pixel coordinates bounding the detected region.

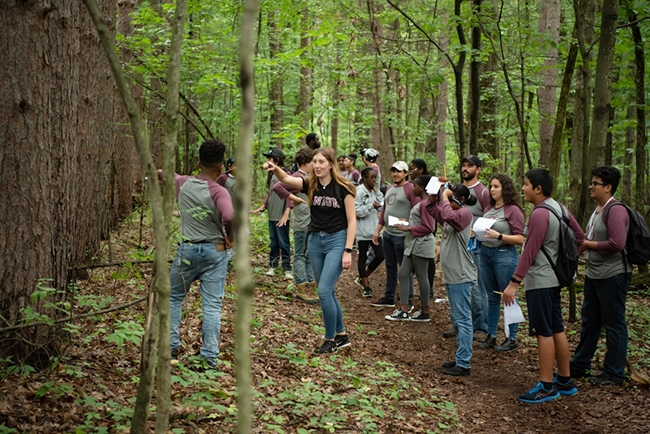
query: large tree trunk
[
  {"left": 368, "top": 0, "right": 393, "bottom": 173},
  {"left": 479, "top": 53, "right": 499, "bottom": 163},
  {"left": 588, "top": 0, "right": 620, "bottom": 169},
  {"left": 569, "top": 0, "right": 596, "bottom": 226},
  {"left": 549, "top": 27, "right": 578, "bottom": 183},
  {"left": 0, "top": 0, "right": 138, "bottom": 364},
  {"left": 537, "top": 0, "right": 561, "bottom": 168},
  {"left": 627, "top": 2, "right": 647, "bottom": 209}
]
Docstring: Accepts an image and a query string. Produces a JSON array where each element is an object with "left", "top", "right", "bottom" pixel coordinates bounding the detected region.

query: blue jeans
[
  {"left": 470, "top": 246, "right": 488, "bottom": 334},
  {"left": 382, "top": 232, "right": 413, "bottom": 303},
  {"left": 479, "top": 245, "right": 520, "bottom": 339},
  {"left": 446, "top": 281, "right": 475, "bottom": 369},
  {"left": 170, "top": 242, "right": 228, "bottom": 363},
  {"left": 293, "top": 229, "right": 313, "bottom": 284},
  {"left": 571, "top": 272, "right": 631, "bottom": 381},
  {"left": 309, "top": 230, "right": 347, "bottom": 339},
  {"left": 269, "top": 220, "right": 291, "bottom": 272}
]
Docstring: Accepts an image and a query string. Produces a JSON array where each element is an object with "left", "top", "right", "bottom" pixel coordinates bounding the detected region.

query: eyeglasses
[{"left": 589, "top": 182, "right": 605, "bottom": 188}]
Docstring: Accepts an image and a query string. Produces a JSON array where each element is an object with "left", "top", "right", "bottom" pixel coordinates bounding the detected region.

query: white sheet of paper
[
  {"left": 425, "top": 177, "right": 442, "bottom": 195},
  {"left": 504, "top": 302, "right": 525, "bottom": 338},
  {"left": 388, "top": 216, "right": 409, "bottom": 227},
  {"left": 473, "top": 217, "right": 497, "bottom": 242}
]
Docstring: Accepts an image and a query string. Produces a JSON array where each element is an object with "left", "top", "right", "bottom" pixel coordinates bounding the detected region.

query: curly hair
[
  {"left": 199, "top": 139, "right": 226, "bottom": 168},
  {"left": 490, "top": 174, "right": 521, "bottom": 208}
]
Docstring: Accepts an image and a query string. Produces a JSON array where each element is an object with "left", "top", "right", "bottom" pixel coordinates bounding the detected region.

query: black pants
[{"left": 357, "top": 239, "right": 385, "bottom": 278}]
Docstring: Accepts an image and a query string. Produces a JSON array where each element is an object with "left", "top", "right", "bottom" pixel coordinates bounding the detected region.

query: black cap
[
  {"left": 461, "top": 154, "right": 481, "bottom": 167},
  {"left": 262, "top": 147, "right": 285, "bottom": 159}
]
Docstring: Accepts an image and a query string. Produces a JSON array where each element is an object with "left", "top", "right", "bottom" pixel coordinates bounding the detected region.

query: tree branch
[
  {"left": 0, "top": 297, "right": 147, "bottom": 333},
  {"left": 384, "top": 0, "right": 457, "bottom": 68}
]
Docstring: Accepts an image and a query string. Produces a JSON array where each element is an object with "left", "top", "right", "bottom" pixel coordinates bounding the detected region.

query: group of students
[{"left": 167, "top": 137, "right": 632, "bottom": 406}]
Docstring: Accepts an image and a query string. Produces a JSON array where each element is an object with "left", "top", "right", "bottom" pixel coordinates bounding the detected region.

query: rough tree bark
[
  {"left": 537, "top": 0, "right": 560, "bottom": 168},
  {"left": 235, "top": 0, "right": 260, "bottom": 432},
  {"left": 627, "top": 2, "right": 647, "bottom": 209},
  {"left": 569, "top": 0, "right": 596, "bottom": 226},
  {"left": 0, "top": 0, "right": 138, "bottom": 364},
  {"left": 588, "top": 0, "right": 620, "bottom": 170},
  {"left": 549, "top": 27, "right": 577, "bottom": 183}
]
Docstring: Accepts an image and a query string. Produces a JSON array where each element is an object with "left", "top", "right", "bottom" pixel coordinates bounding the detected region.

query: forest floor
[{"left": 2, "top": 211, "right": 650, "bottom": 433}]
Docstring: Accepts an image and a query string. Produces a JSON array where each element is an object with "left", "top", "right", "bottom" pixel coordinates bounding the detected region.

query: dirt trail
[{"left": 336, "top": 255, "right": 650, "bottom": 434}]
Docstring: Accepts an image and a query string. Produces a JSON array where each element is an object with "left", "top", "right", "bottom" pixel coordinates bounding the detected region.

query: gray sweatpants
[{"left": 398, "top": 255, "right": 431, "bottom": 308}]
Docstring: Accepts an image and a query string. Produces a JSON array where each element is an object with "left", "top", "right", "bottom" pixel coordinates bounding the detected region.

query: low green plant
[{"left": 104, "top": 320, "right": 145, "bottom": 352}]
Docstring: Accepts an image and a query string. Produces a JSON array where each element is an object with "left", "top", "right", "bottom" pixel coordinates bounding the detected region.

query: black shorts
[{"left": 525, "top": 287, "right": 564, "bottom": 337}]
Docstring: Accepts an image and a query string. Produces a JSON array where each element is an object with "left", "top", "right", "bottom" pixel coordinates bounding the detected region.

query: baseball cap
[
  {"left": 391, "top": 161, "right": 409, "bottom": 172},
  {"left": 461, "top": 154, "right": 481, "bottom": 167},
  {"left": 262, "top": 147, "right": 285, "bottom": 160}
]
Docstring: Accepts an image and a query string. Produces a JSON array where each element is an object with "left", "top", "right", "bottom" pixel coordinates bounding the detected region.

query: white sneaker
[
  {"left": 284, "top": 271, "right": 294, "bottom": 280},
  {"left": 266, "top": 268, "right": 276, "bottom": 276}
]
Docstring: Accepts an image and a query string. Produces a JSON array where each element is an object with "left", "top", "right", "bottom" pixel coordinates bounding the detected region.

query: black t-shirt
[{"left": 302, "top": 178, "right": 351, "bottom": 233}]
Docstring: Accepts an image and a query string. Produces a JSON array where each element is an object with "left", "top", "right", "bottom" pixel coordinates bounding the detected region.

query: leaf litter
[{"left": 1, "top": 212, "right": 650, "bottom": 433}]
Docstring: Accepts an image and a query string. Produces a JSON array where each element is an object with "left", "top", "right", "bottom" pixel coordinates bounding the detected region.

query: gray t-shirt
[
  {"left": 481, "top": 204, "right": 525, "bottom": 248},
  {"left": 585, "top": 200, "right": 632, "bottom": 279},
  {"left": 426, "top": 200, "right": 477, "bottom": 284},
  {"left": 267, "top": 174, "right": 290, "bottom": 222},
  {"left": 404, "top": 201, "right": 436, "bottom": 258},
  {"left": 380, "top": 183, "right": 419, "bottom": 237},
  {"left": 466, "top": 181, "right": 490, "bottom": 225},
  {"left": 175, "top": 175, "right": 233, "bottom": 244},
  {"left": 514, "top": 198, "right": 585, "bottom": 290}
]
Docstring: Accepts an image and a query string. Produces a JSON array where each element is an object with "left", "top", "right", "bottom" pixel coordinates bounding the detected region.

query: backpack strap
[
  {"left": 537, "top": 203, "right": 567, "bottom": 270},
  {"left": 603, "top": 201, "right": 628, "bottom": 266}
]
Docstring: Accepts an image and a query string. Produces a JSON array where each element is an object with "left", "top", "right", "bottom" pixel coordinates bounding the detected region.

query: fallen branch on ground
[{"left": 0, "top": 296, "right": 147, "bottom": 333}]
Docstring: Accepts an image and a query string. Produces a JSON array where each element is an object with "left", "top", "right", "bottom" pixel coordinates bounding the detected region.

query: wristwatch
[
  {"left": 344, "top": 247, "right": 353, "bottom": 253},
  {"left": 498, "top": 233, "right": 503, "bottom": 240},
  {"left": 510, "top": 276, "right": 522, "bottom": 285}
]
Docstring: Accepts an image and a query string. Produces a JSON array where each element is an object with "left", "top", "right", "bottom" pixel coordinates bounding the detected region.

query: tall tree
[
  {"left": 588, "top": 0, "right": 620, "bottom": 169},
  {"left": 468, "top": 0, "right": 482, "bottom": 155},
  {"left": 537, "top": 0, "right": 561, "bottom": 167},
  {"left": 0, "top": 0, "right": 138, "bottom": 363},
  {"left": 268, "top": 10, "right": 283, "bottom": 147},
  {"left": 627, "top": 1, "right": 647, "bottom": 209},
  {"left": 569, "top": 0, "right": 596, "bottom": 225},
  {"left": 549, "top": 26, "right": 578, "bottom": 183},
  {"left": 298, "top": 6, "right": 312, "bottom": 133}
]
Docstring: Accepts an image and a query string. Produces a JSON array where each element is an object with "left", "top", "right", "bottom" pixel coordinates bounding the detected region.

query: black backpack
[
  {"left": 538, "top": 204, "right": 579, "bottom": 288},
  {"left": 604, "top": 202, "right": 650, "bottom": 266}
]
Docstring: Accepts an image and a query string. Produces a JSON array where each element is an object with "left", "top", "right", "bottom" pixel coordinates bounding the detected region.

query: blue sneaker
[
  {"left": 554, "top": 375, "right": 578, "bottom": 396},
  {"left": 517, "top": 381, "right": 560, "bottom": 404}
]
